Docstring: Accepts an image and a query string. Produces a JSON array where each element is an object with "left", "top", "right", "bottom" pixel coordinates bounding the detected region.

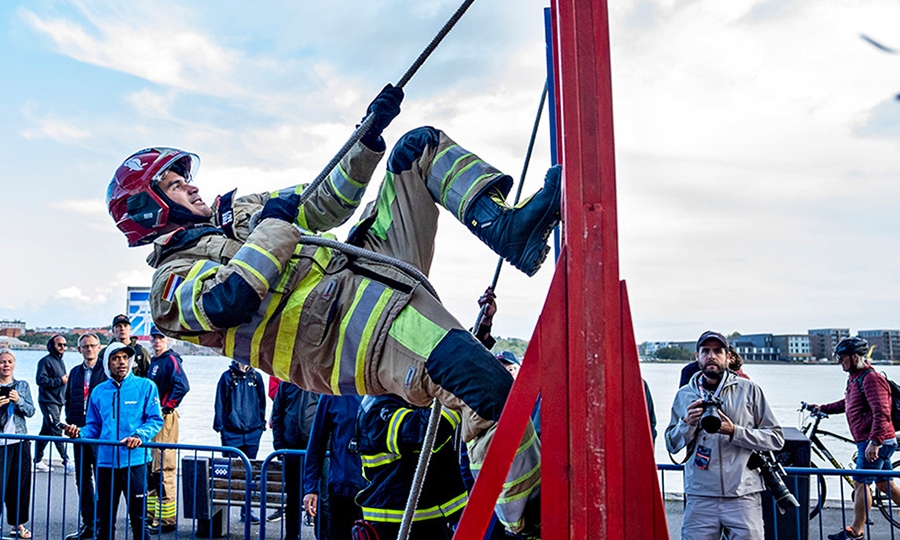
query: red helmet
[{"left": 107, "top": 147, "right": 200, "bottom": 246}]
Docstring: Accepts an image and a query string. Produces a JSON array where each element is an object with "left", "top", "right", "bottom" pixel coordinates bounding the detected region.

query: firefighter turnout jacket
[{"left": 356, "top": 395, "right": 468, "bottom": 525}]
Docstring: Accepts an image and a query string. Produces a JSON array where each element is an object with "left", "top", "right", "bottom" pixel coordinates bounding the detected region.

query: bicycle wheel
[
  {"left": 873, "top": 459, "right": 900, "bottom": 528},
  {"left": 809, "top": 462, "right": 828, "bottom": 521}
]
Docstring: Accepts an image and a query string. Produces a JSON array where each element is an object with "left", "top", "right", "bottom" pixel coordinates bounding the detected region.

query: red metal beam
[
  {"left": 454, "top": 260, "right": 565, "bottom": 538},
  {"left": 457, "top": 0, "right": 670, "bottom": 537}
]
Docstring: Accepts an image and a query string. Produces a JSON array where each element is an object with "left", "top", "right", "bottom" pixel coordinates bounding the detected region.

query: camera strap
[{"left": 667, "top": 371, "right": 730, "bottom": 465}]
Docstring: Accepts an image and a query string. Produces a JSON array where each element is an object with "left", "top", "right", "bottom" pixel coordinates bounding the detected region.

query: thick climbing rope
[
  {"left": 295, "top": 3, "right": 477, "bottom": 538},
  {"left": 297, "top": 0, "right": 477, "bottom": 209},
  {"left": 472, "top": 81, "right": 548, "bottom": 330},
  {"left": 295, "top": 235, "right": 439, "bottom": 300}
]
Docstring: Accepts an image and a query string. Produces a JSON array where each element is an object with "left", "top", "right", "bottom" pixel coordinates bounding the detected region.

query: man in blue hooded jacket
[{"left": 64, "top": 342, "right": 163, "bottom": 540}]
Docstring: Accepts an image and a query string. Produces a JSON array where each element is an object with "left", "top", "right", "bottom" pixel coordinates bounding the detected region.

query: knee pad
[{"left": 387, "top": 126, "right": 441, "bottom": 174}]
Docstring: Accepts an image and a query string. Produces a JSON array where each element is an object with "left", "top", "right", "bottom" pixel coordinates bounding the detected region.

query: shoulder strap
[{"left": 856, "top": 368, "right": 875, "bottom": 393}]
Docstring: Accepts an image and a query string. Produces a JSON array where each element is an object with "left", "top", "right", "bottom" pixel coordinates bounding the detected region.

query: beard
[{"left": 702, "top": 364, "right": 723, "bottom": 381}]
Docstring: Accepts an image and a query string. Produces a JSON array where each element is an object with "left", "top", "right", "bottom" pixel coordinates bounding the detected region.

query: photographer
[
  {"left": 665, "top": 331, "right": 784, "bottom": 540},
  {"left": 808, "top": 336, "right": 900, "bottom": 540}
]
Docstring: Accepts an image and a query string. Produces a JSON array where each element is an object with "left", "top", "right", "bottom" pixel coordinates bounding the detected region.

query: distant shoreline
[{"left": 640, "top": 358, "right": 897, "bottom": 366}]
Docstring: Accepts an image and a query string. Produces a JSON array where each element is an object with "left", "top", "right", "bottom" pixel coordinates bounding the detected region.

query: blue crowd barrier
[{"left": 0, "top": 433, "right": 311, "bottom": 540}]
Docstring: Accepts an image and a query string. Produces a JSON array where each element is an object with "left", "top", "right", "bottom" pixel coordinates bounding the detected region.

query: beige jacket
[
  {"left": 665, "top": 370, "right": 784, "bottom": 497},
  {"left": 147, "top": 143, "right": 420, "bottom": 396}
]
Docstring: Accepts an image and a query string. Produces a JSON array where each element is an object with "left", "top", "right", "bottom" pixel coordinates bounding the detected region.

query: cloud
[
  {"left": 54, "top": 286, "right": 107, "bottom": 304},
  {"left": 20, "top": 116, "right": 90, "bottom": 142},
  {"left": 19, "top": 3, "right": 244, "bottom": 98}
]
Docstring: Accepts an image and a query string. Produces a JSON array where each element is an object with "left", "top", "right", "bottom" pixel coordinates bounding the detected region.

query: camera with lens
[
  {"left": 699, "top": 396, "right": 724, "bottom": 433},
  {"left": 747, "top": 450, "right": 799, "bottom": 513}
]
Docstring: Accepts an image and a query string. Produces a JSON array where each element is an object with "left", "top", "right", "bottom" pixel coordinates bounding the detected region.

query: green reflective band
[
  {"left": 370, "top": 172, "right": 397, "bottom": 240},
  {"left": 497, "top": 477, "right": 541, "bottom": 506},
  {"left": 388, "top": 304, "right": 449, "bottom": 360}
]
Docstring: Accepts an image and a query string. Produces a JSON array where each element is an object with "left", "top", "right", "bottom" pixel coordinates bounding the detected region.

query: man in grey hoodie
[
  {"left": 34, "top": 334, "right": 73, "bottom": 472},
  {"left": 665, "top": 330, "right": 784, "bottom": 540}
]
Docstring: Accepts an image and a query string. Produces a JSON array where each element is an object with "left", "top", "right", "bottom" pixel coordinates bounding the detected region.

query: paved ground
[
  {"left": 665, "top": 496, "right": 900, "bottom": 540},
  {"left": 23, "top": 460, "right": 316, "bottom": 540}
]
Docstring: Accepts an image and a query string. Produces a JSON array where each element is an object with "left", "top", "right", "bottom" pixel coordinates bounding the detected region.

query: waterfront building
[
  {"left": 771, "top": 334, "right": 812, "bottom": 362},
  {"left": 0, "top": 319, "right": 26, "bottom": 338},
  {"left": 858, "top": 329, "right": 900, "bottom": 361},
  {"left": 809, "top": 328, "right": 850, "bottom": 361}
]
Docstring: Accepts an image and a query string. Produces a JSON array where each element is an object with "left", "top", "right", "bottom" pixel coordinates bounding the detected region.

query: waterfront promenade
[{"left": 23, "top": 459, "right": 315, "bottom": 540}]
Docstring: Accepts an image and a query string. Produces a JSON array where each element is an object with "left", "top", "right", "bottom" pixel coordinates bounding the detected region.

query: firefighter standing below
[
  {"left": 355, "top": 395, "right": 468, "bottom": 540},
  {"left": 106, "top": 85, "right": 553, "bottom": 534},
  {"left": 145, "top": 328, "right": 190, "bottom": 534}
]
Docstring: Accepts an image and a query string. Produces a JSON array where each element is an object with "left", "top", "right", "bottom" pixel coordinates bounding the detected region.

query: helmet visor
[{"left": 150, "top": 151, "right": 200, "bottom": 187}]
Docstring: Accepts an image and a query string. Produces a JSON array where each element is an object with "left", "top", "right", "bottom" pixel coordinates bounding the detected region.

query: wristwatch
[{"left": 870, "top": 440, "right": 882, "bottom": 446}]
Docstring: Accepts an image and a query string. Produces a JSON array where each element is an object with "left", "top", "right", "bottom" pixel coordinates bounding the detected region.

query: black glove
[
  {"left": 360, "top": 84, "right": 404, "bottom": 151},
  {"left": 260, "top": 194, "right": 300, "bottom": 224}
]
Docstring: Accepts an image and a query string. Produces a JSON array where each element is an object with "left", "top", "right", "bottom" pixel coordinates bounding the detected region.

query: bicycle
[{"left": 799, "top": 401, "right": 900, "bottom": 527}]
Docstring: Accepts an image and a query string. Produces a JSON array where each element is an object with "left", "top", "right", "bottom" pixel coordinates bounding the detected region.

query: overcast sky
[{"left": 0, "top": 0, "right": 898, "bottom": 344}]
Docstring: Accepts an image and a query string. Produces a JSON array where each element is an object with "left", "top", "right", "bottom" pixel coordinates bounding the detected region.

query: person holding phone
[{"left": 0, "top": 349, "right": 36, "bottom": 539}]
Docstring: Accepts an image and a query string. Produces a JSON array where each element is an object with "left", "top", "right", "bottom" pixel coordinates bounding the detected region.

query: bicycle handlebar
[{"left": 800, "top": 401, "right": 828, "bottom": 419}]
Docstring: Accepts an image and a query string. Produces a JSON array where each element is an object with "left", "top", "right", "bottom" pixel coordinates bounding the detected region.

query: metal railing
[
  {"left": 0, "top": 433, "right": 310, "bottom": 539},
  {"left": 659, "top": 463, "right": 900, "bottom": 540}
]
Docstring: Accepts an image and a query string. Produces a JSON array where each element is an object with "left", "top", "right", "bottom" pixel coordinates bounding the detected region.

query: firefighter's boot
[{"left": 464, "top": 165, "right": 562, "bottom": 276}]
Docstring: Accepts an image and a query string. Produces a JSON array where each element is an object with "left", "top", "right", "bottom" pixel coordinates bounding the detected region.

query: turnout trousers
[
  {"left": 148, "top": 410, "right": 179, "bottom": 527},
  {"left": 357, "top": 127, "right": 541, "bottom": 532}
]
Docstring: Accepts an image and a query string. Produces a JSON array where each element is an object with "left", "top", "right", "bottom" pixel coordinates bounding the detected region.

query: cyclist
[{"left": 808, "top": 336, "right": 900, "bottom": 540}]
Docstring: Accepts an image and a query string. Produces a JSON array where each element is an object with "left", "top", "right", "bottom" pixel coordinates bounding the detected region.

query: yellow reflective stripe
[
  {"left": 355, "top": 287, "right": 394, "bottom": 395},
  {"left": 273, "top": 269, "right": 322, "bottom": 381},
  {"left": 370, "top": 172, "right": 397, "bottom": 240},
  {"left": 175, "top": 262, "right": 208, "bottom": 331},
  {"left": 251, "top": 291, "right": 283, "bottom": 369},
  {"left": 440, "top": 492, "right": 468, "bottom": 516},
  {"left": 296, "top": 205, "right": 309, "bottom": 230},
  {"left": 361, "top": 494, "right": 468, "bottom": 523},
  {"left": 440, "top": 159, "right": 478, "bottom": 207},
  {"left": 224, "top": 327, "right": 237, "bottom": 358},
  {"left": 360, "top": 452, "right": 401, "bottom": 468},
  {"left": 456, "top": 172, "right": 497, "bottom": 220},
  {"left": 502, "top": 460, "right": 541, "bottom": 491},
  {"left": 387, "top": 305, "right": 449, "bottom": 359},
  {"left": 181, "top": 264, "right": 218, "bottom": 332},
  {"left": 497, "top": 477, "right": 541, "bottom": 506},
  {"left": 311, "top": 241, "right": 333, "bottom": 269},
  {"left": 440, "top": 408, "right": 461, "bottom": 430},
  {"left": 386, "top": 408, "right": 412, "bottom": 454},
  {"left": 246, "top": 242, "right": 283, "bottom": 272},
  {"left": 332, "top": 281, "right": 370, "bottom": 395},
  {"left": 232, "top": 259, "right": 269, "bottom": 290},
  {"left": 468, "top": 427, "right": 538, "bottom": 472},
  {"left": 181, "top": 335, "right": 199, "bottom": 345}
]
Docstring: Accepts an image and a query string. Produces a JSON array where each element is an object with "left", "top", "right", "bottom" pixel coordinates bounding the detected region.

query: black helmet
[{"left": 834, "top": 336, "right": 868, "bottom": 358}]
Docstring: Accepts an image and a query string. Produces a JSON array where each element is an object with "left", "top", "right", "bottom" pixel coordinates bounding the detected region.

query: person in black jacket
[
  {"left": 34, "top": 334, "right": 71, "bottom": 472},
  {"left": 269, "top": 382, "right": 318, "bottom": 538},
  {"left": 303, "top": 395, "right": 365, "bottom": 540},
  {"left": 63, "top": 333, "right": 109, "bottom": 540},
  {"left": 213, "top": 361, "right": 266, "bottom": 523}
]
